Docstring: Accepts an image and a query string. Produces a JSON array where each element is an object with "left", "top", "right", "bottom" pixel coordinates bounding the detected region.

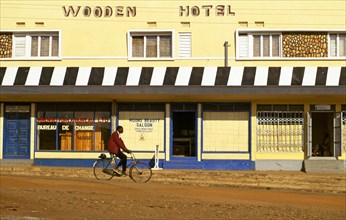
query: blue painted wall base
[{"left": 34, "top": 158, "right": 255, "bottom": 170}]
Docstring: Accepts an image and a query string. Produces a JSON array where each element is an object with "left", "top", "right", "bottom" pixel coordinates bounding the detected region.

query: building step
[
  {"left": 303, "top": 159, "right": 346, "bottom": 173},
  {"left": 162, "top": 158, "right": 203, "bottom": 169},
  {"left": 0, "top": 159, "right": 34, "bottom": 167}
]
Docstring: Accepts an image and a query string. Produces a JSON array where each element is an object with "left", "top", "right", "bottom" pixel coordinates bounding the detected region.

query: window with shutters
[
  {"left": 237, "top": 29, "right": 345, "bottom": 60},
  {"left": 128, "top": 31, "right": 173, "bottom": 60},
  {"left": 12, "top": 31, "right": 60, "bottom": 59},
  {"left": 237, "top": 32, "right": 281, "bottom": 59}
]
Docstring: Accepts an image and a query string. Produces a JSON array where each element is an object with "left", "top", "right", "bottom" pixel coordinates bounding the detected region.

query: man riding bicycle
[{"left": 108, "top": 126, "right": 131, "bottom": 176}]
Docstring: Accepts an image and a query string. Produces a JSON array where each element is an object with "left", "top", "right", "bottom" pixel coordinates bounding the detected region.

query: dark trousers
[{"left": 116, "top": 151, "right": 127, "bottom": 172}]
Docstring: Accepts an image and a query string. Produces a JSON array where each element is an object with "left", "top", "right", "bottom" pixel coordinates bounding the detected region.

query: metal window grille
[{"left": 256, "top": 111, "right": 304, "bottom": 152}]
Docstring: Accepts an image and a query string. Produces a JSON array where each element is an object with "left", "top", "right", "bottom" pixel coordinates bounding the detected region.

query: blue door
[{"left": 3, "top": 105, "right": 31, "bottom": 159}]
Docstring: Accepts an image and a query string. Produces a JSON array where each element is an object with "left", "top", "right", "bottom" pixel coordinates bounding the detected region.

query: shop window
[
  {"left": 171, "top": 103, "right": 196, "bottom": 111},
  {"left": 117, "top": 104, "right": 165, "bottom": 152},
  {"left": 203, "top": 111, "right": 249, "bottom": 152},
  {"left": 128, "top": 31, "right": 173, "bottom": 60},
  {"left": 203, "top": 103, "right": 250, "bottom": 112},
  {"left": 256, "top": 105, "right": 304, "bottom": 152},
  {"left": 203, "top": 103, "right": 250, "bottom": 152},
  {"left": 57, "top": 111, "right": 74, "bottom": 151},
  {"left": 118, "top": 103, "right": 165, "bottom": 111},
  {"left": 257, "top": 104, "right": 304, "bottom": 111},
  {"left": 36, "top": 103, "right": 111, "bottom": 151},
  {"left": 11, "top": 31, "right": 60, "bottom": 59}
]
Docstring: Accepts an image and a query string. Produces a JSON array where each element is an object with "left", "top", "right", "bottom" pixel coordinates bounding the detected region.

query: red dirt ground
[{"left": 1, "top": 175, "right": 345, "bottom": 220}]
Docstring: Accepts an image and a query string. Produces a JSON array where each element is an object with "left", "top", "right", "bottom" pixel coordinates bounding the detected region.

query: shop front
[{"left": 0, "top": 66, "right": 345, "bottom": 171}]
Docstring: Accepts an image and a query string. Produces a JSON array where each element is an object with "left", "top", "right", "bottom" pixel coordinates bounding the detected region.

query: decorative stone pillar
[
  {"left": 0, "top": 33, "right": 13, "bottom": 58},
  {"left": 282, "top": 32, "right": 328, "bottom": 57}
]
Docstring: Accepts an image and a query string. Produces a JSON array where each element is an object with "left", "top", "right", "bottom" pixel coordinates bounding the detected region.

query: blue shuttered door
[{"left": 4, "top": 105, "right": 30, "bottom": 159}]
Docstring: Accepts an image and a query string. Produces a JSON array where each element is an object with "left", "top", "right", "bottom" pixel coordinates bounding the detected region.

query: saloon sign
[
  {"left": 128, "top": 118, "right": 160, "bottom": 133},
  {"left": 62, "top": 4, "right": 235, "bottom": 18}
]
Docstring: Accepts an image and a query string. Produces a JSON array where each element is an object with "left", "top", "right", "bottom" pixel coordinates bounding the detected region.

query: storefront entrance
[
  {"left": 308, "top": 105, "right": 342, "bottom": 158},
  {"left": 172, "top": 111, "right": 196, "bottom": 157},
  {"left": 3, "top": 104, "right": 31, "bottom": 159}
]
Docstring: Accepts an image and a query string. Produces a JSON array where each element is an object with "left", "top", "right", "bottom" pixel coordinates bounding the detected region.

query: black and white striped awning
[
  {"left": 0, "top": 66, "right": 345, "bottom": 87},
  {"left": 0, "top": 66, "right": 345, "bottom": 98}
]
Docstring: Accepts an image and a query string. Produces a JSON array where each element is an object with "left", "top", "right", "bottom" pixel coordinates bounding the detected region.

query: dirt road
[{"left": 1, "top": 175, "right": 345, "bottom": 220}]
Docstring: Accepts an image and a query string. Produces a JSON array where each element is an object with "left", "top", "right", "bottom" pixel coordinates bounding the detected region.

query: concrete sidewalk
[{"left": 1, "top": 165, "right": 345, "bottom": 194}]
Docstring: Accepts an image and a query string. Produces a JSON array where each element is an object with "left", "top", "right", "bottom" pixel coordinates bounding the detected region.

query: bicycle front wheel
[
  {"left": 93, "top": 159, "right": 114, "bottom": 181},
  {"left": 129, "top": 162, "right": 152, "bottom": 183}
]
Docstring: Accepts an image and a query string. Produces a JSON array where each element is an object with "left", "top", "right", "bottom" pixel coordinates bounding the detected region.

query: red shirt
[{"left": 108, "top": 131, "right": 129, "bottom": 154}]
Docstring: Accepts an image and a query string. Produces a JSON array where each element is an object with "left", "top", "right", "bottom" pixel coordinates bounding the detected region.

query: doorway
[
  {"left": 309, "top": 112, "right": 335, "bottom": 157},
  {"left": 172, "top": 112, "right": 196, "bottom": 157},
  {"left": 3, "top": 104, "right": 31, "bottom": 159},
  {"left": 311, "top": 112, "right": 334, "bottom": 157}
]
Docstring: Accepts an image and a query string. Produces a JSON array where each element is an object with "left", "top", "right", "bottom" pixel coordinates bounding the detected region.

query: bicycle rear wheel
[
  {"left": 93, "top": 159, "right": 114, "bottom": 180},
  {"left": 129, "top": 162, "right": 152, "bottom": 183}
]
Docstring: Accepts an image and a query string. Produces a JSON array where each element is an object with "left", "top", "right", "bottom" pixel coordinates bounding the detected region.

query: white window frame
[
  {"left": 329, "top": 33, "right": 346, "bottom": 58},
  {"left": 236, "top": 31, "right": 281, "bottom": 60},
  {"left": 0, "top": 30, "right": 61, "bottom": 60},
  {"left": 127, "top": 30, "right": 174, "bottom": 60},
  {"left": 250, "top": 34, "right": 281, "bottom": 58},
  {"left": 236, "top": 29, "right": 346, "bottom": 60}
]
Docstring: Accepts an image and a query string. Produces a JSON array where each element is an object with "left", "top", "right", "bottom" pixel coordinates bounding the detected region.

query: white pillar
[
  {"left": 197, "top": 103, "right": 202, "bottom": 162},
  {"left": 165, "top": 103, "right": 170, "bottom": 161}
]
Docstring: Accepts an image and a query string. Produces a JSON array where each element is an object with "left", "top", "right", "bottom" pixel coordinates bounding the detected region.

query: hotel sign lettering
[
  {"left": 179, "top": 5, "right": 235, "bottom": 16},
  {"left": 62, "top": 5, "right": 235, "bottom": 18}
]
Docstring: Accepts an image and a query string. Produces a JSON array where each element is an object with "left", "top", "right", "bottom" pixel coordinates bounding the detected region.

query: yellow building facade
[{"left": 0, "top": 0, "right": 345, "bottom": 171}]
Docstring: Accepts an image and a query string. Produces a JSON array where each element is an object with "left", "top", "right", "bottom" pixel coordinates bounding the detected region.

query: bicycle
[{"left": 93, "top": 152, "right": 152, "bottom": 183}]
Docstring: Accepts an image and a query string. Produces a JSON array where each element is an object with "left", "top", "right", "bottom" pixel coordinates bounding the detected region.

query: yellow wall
[{"left": 1, "top": 0, "right": 345, "bottom": 67}]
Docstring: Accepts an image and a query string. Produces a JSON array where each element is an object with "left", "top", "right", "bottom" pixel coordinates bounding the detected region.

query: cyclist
[{"left": 108, "top": 126, "right": 131, "bottom": 176}]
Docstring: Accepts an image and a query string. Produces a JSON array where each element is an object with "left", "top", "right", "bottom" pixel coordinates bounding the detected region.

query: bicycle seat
[{"left": 99, "top": 153, "right": 107, "bottom": 159}]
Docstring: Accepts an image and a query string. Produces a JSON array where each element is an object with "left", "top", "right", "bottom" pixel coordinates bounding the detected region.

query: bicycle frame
[
  {"left": 93, "top": 151, "right": 152, "bottom": 183},
  {"left": 110, "top": 152, "right": 139, "bottom": 169}
]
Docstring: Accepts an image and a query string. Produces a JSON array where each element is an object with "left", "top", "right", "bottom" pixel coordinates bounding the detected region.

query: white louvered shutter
[
  {"left": 238, "top": 34, "right": 249, "bottom": 57},
  {"left": 178, "top": 33, "right": 191, "bottom": 57},
  {"left": 14, "top": 35, "right": 27, "bottom": 57}
]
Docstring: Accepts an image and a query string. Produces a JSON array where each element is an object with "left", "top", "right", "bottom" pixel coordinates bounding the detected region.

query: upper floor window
[
  {"left": 253, "top": 34, "right": 280, "bottom": 57},
  {"left": 128, "top": 31, "right": 173, "bottom": 60},
  {"left": 236, "top": 30, "right": 345, "bottom": 60},
  {"left": 330, "top": 34, "right": 346, "bottom": 57},
  {"left": 0, "top": 31, "right": 60, "bottom": 59},
  {"left": 237, "top": 33, "right": 281, "bottom": 58},
  {"left": 14, "top": 32, "right": 59, "bottom": 58}
]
